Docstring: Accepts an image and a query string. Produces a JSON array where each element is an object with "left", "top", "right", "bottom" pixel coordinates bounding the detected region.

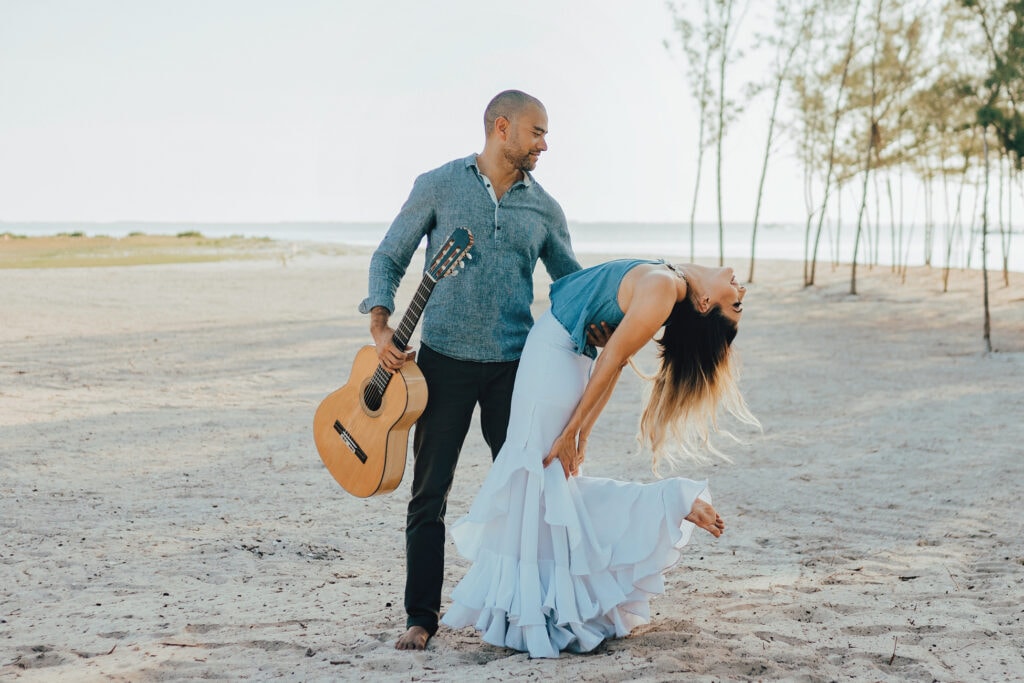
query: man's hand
[
  {"left": 370, "top": 306, "right": 414, "bottom": 373},
  {"left": 586, "top": 321, "right": 614, "bottom": 348},
  {"left": 375, "top": 337, "right": 416, "bottom": 373}
]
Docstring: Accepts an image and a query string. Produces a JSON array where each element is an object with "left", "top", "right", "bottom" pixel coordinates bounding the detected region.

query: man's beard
[{"left": 503, "top": 137, "right": 537, "bottom": 172}]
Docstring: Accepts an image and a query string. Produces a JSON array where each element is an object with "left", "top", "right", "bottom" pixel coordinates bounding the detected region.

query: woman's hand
[{"left": 543, "top": 430, "right": 587, "bottom": 478}]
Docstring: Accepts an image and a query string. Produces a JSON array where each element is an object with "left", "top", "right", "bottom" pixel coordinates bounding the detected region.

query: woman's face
[{"left": 683, "top": 264, "right": 746, "bottom": 324}]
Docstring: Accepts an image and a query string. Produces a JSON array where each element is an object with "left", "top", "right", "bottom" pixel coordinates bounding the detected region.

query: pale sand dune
[{"left": 1, "top": 245, "right": 1022, "bottom": 682}]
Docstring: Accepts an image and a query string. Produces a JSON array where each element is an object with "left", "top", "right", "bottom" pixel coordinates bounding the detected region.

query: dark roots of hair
[{"left": 657, "top": 299, "right": 737, "bottom": 395}]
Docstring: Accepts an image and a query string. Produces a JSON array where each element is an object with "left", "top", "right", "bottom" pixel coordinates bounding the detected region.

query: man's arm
[
  {"left": 538, "top": 205, "right": 582, "bottom": 281},
  {"left": 359, "top": 174, "right": 436, "bottom": 316},
  {"left": 358, "top": 173, "right": 436, "bottom": 369}
]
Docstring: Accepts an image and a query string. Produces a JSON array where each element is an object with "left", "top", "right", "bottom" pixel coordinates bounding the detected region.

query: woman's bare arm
[{"left": 543, "top": 270, "right": 681, "bottom": 477}]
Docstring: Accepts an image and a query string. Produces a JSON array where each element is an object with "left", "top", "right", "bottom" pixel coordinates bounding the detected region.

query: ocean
[{"left": 2, "top": 220, "right": 1021, "bottom": 273}]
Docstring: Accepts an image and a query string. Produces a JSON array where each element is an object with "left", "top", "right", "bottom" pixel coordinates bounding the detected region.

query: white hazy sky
[{"left": 0, "top": 0, "right": 802, "bottom": 224}]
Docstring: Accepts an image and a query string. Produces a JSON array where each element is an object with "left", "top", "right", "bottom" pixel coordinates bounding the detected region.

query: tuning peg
[
  {"left": 466, "top": 253, "right": 473, "bottom": 259},
  {"left": 459, "top": 261, "right": 466, "bottom": 268}
]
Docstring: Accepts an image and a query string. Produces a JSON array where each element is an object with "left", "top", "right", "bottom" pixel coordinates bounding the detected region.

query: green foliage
[
  {"left": 782, "top": 0, "right": 1024, "bottom": 187},
  {"left": 960, "top": 0, "right": 1024, "bottom": 168}
]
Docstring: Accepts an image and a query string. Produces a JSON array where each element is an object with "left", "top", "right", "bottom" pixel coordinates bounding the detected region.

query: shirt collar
[{"left": 466, "top": 154, "right": 533, "bottom": 188}]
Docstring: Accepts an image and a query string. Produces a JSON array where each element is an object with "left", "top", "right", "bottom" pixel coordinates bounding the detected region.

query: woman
[{"left": 440, "top": 258, "right": 757, "bottom": 658}]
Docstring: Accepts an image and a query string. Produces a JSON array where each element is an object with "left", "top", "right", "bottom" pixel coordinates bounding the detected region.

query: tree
[
  {"left": 961, "top": 0, "right": 1024, "bottom": 349},
  {"left": 747, "top": 0, "right": 815, "bottom": 282},
  {"left": 800, "top": 0, "right": 863, "bottom": 287},
  {"left": 666, "top": 0, "right": 715, "bottom": 260},
  {"left": 668, "top": 0, "right": 748, "bottom": 265},
  {"left": 850, "top": 0, "right": 885, "bottom": 295},
  {"left": 846, "top": 1, "right": 931, "bottom": 292}
]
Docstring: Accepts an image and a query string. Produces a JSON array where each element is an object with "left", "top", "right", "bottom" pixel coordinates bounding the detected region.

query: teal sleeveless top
[{"left": 549, "top": 258, "right": 662, "bottom": 359}]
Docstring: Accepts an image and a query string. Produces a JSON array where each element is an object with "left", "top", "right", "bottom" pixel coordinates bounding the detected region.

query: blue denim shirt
[{"left": 359, "top": 154, "right": 581, "bottom": 362}]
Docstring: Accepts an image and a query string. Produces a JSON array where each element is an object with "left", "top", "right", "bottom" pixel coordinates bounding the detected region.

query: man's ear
[{"left": 494, "top": 115, "right": 510, "bottom": 140}]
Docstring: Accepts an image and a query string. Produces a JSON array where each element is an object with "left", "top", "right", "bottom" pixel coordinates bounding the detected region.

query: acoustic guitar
[{"left": 313, "top": 227, "right": 474, "bottom": 497}]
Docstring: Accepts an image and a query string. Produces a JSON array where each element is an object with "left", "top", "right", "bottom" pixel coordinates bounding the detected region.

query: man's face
[{"left": 502, "top": 104, "right": 549, "bottom": 172}]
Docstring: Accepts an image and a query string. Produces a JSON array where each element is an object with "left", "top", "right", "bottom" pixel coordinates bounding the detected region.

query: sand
[{"left": 1, "top": 239, "right": 1022, "bottom": 682}]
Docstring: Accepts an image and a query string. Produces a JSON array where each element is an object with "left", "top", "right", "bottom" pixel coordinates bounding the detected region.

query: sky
[{"left": 0, "top": 0, "right": 800, "bottom": 225}]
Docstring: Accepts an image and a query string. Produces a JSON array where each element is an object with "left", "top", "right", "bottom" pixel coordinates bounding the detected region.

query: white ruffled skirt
[{"left": 441, "top": 311, "right": 710, "bottom": 658}]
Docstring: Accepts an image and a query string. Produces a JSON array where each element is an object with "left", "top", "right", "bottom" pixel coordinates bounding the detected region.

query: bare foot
[
  {"left": 685, "top": 499, "right": 725, "bottom": 537},
  {"left": 395, "top": 625, "right": 430, "bottom": 651}
]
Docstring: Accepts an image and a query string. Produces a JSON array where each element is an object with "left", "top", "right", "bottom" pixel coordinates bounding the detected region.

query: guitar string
[
  {"left": 362, "top": 239, "right": 468, "bottom": 404},
  {"left": 363, "top": 281, "right": 433, "bottom": 405}
]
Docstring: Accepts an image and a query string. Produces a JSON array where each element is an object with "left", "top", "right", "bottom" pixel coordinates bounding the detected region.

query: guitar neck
[
  {"left": 390, "top": 273, "right": 436, "bottom": 351},
  {"left": 362, "top": 228, "right": 470, "bottom": 410}
]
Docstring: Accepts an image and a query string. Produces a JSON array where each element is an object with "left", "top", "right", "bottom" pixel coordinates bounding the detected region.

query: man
[{"left": 360, "top": 90, "right": 602, "bottom": 651}]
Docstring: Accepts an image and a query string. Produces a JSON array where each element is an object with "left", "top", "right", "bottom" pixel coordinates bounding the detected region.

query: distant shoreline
[
  {"left": 2, "top": 230, "right": 1020, "bottom": 275},
  {"left": 0, "top": 233, "right": 358, "bottom": 269},
  {"left": 5, "top": 219, "right": 1021, "bottom": 274}
]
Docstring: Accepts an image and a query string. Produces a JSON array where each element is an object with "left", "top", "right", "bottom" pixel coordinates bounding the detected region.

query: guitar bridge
[{"left": 333, "top": 420, "right": 368, "bottom": 464}]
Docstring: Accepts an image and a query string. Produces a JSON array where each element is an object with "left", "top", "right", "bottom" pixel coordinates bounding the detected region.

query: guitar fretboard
[{"left": 362, "top": 273, "right": 437, "bottom": 410}]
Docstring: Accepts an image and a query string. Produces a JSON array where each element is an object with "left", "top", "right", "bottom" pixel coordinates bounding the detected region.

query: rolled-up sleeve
[{"left": 358, "top": 174, "right": 436, "bottom": 314}]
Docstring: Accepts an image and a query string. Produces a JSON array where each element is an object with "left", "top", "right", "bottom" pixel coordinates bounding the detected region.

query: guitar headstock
[{"left": 426, "top": 227, "right": 474, "bottom": 281}]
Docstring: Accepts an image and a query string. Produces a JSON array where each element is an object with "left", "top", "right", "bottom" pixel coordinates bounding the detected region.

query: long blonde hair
[{"left": 633, "top": 299, "right": 759, "bottom": 472}]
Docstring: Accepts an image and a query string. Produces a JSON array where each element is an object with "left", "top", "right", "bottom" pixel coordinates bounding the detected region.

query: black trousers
[{"left": 404, "top": 343, "right": 518, "bottom": 635}]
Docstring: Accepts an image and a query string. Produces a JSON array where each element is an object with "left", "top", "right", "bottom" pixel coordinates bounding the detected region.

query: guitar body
[
  {"left": 313, "top": 345, "right": 428, "bottom": 498},
  {"left": 313, "top": 226, "right": 472, "bottom": 497}
]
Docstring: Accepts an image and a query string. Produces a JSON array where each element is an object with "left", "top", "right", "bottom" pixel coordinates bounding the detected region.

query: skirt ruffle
[{"left": 442, "top": 400, "right": 709, "bottom": 658}]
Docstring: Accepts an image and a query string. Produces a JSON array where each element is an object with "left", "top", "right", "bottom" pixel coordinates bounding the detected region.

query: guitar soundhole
[
  {"left": 359, "top": 378, "right": 385, "bottom": 416},
  {"left": 364, "top": 388, "right": 382, "bottom": 412}
]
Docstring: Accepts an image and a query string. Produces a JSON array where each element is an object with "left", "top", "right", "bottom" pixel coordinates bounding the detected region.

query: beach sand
[{"left": 1, "top": 239, "right": 1022, "bottom": 681}]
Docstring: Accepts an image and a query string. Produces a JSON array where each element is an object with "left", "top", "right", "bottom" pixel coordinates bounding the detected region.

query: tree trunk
[
  {"left": 965, "top": 171, "right": 982, "bottom": 270},
  {"left": 873, "top": 167, "right": 881, "bottom": 267},
  {"left": 688, "top": 45, "right": 713, "bottom": 262},
  {"left": 834, "top": 189, "right": 842, "bottom": 268},
  {"left": 943, "top": 141, "right": 975, "bottom": 293},
  {"left": 714, "top": 0, "right": 734, "bottom": 267},
  {"left": 981, "top": 127, "right": 992, "bottom": 353},
  {"left": 1000, "top": 157, "right": 1012, "bottom": 287},
  {"left": 808, "top": 0, "right": 862, "bottom": 286},
  {"left": 851, "top": 0, "right": 882, "bottom": 296},
  {"left": 851, "top": 165, "right": 872, "bottom": 296},
  {"left": 1004, "top": 165, "right": 1014, "bottom": 287},
  {"left": 889, "top": 172, "right": 897, "bottom": 273},
  {"left": 748, "top": 105, "right": 772, "bottom": 281},
  {"left": 749, "top": 28, "right": 801, "bottom": 283}
]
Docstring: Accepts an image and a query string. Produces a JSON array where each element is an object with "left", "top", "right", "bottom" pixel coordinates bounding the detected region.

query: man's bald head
[{"left": 484, "top": 90, "right": 545, "bottom": 135}]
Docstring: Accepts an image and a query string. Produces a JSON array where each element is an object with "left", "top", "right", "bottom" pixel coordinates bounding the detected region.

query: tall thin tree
[
  {"left": 808, "top": 0, "right": 863, "bottom": 287},
  {"left": 667, "top": 0, "right": 715, "bottom": 260},
  {"left": 851, "top": 0, "right": 884, "bottom": 295},
  {"left": 748, "top": 1, "right": 814, "bottom": 282}
]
